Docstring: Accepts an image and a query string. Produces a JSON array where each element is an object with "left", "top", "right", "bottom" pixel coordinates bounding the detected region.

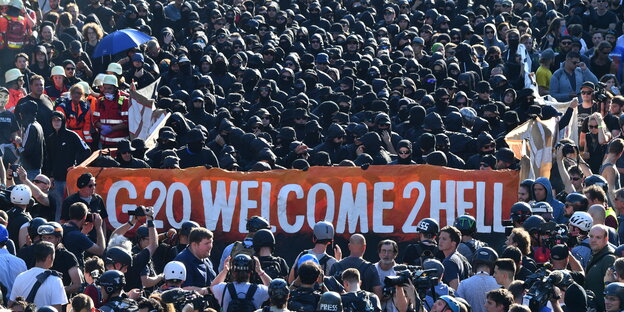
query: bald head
[
  {"left": 348, "top": 234, "right": 366, "bottom": 257},
  {"left": 588, "top": 204, "right": 606, "bottom": 224},
  {"left": 589, "top": 224, "right": 609, "bottom": 252}
]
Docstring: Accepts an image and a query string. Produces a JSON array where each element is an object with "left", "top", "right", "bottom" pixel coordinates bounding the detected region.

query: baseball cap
[{"left": 550, "top": 244, "right": 569, "bottom": 260}]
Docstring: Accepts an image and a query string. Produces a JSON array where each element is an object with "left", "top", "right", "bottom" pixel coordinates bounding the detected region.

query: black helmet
[
  {"left": 604, "top": 282, "right": 624, "bottom": 309},
  {"left": 268, "top": 278, "right": 289, "bottom": 300},
  {"left": 417, "top": 218, "right": 440, "bottom": 235},
  {"left": 104, "top": 247, "right": 133, "bottom": 267},
  {"left": 584, "top": 174, "right": 608, "bottom": 193},
  {"left": 523, "top": 215, "right": 545, "bottom": 233},
  {"left": 98, "top": 270, "right": 126, "bottom": 294},
  {"left": 136, "top": 225, "right": 149, "bottom": 240},
  {"left": 28, "top": 217, "right": 48, "bottom": 239},
  {"left": 179, "top": 221, "right": 200, "bottom": 237},
  {"left": 565, "top": 193, "right": 589, "bottom": 212},
  {"left": 246, "top": 216, "right": 270, "bottom": 232},
  {"left": 231, "top": 254, "right": 253, "bottom": 272},
  {"left": 510, "top": 202, "right": 532, "bottom": 224},
  {"left": 318, "top": 291, "right": 343, "bottom": 312},
  {"left": 472, "top": 247, "right": 499, "bottom": 267},
  {"left": 252, "top": 229, "right": 275, "bottom": 251},
  {"left": 454, "top": 215, "right": 477, "bottom": 235}
]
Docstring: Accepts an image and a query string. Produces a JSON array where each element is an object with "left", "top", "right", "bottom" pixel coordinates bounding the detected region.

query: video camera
[
  {"left": 594, "top": 82, "right": 609, "bottom": 103},
  {"left": 539, "top": 222, "right": 568, "bottom": 249},
  {"left": 161, "top": 289, "right": 208, "bottom": 312},
  {"left": 523, "top": 266, "right": 564, "bottom": 311},
  {"left": 384, "top": 265, "right": 439, "bottom": 290}
]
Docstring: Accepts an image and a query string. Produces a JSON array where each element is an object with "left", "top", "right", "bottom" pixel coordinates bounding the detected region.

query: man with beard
[{"left": 375, "top": 240, "right": 409, "bottom": 312}]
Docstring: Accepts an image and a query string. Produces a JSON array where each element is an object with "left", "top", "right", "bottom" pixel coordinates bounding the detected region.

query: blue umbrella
[{"left": 93, "top": 29, "right": 152, "bottom": 58}]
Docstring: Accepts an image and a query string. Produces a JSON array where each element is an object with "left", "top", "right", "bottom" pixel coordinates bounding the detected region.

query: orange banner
[{"left": 66, "top": 165, "right": 519, "bottom": 242}]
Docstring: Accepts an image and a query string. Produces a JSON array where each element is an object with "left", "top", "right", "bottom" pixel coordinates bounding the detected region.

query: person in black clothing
[
  {"left": 6, "top": 185, "right": 32, "bottom": 246},
  {"left": 62, "top": 202, "right": 106, "bottom": 268},
  {"left": 39, "top": 222, "right": 83, "bottom": 294},
  {"left": 390, "top": 140, "right": 416, "bottom": 165},
  {"left": 115, "top": 140, "right": 149, "bottom": 168},
  {"left": 45, "top": 111, "right": 90, "bottom": 216},
  {"left": 16, "top": 100, "right": 45, "bottom": 180},
  {"left": 61, "top": 173, "right": 107, "bottom": 222},
  {"left": 107, "top": 206, "right": 158, "bottom": 291},
  {"left": 175, "top": 128, "right": 219, "bottom": 169}
]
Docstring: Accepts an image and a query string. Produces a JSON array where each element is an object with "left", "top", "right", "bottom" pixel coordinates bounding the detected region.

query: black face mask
[
  {"left": 398, "top": 108, "right": 410, "bottom": 121},
  {"left": 508, "top": 37, "right": 520, "bottom": 47},
  {"left": 188, "top": 141, "right": 203, "bottom": 153},
  {"left": 213, "top": 61, "right": 226, "bottom": 74},
  {"left": 485, "top": 116, "right": 499, "bottom": 125}
]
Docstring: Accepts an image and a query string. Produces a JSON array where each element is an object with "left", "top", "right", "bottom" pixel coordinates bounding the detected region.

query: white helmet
[
  {"left": 51, "top": 65, "right": 66, "bottom": 77},
  {"left": 11, "top": 184, "right": 32, "bottom": 205},
  {"left": 4, "top": 68, "right": 23, "bottom": 83},
  {"left": 569, "top": 211, "right": 593, "bottom": 232},
  {"left": 163, "top": 261, "right": 186, "bottom": 281},
  {"left": 106, "top": 63, "right": 123, "bottom": 75},
  {"left": 102, "top": 75, "right": 118, "bottom": 87},
  {"left": 93, "top": 73, "right": 106, "bottom": 87}
]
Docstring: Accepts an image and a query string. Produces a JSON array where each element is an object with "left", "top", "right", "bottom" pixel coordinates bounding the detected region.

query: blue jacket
[
  {"left": 550, "top": 66, "right": 598, "bottom": 102},
  {"left": 533, "top": 177, "right": 566, "bottom": 223}
]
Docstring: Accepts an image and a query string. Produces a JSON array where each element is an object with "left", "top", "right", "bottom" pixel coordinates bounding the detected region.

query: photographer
[
  {"left": 402, "top": 218, "right": 440, "bottom": 266},
  {"left": 108, "top": 205, "right": 159, "bottom": 291},
  {"left": 569, "top": 211, "right": 594, "bottom": 268},
  {"left": 62, "top": 203, "right": 105, "bottom": 268},
  {"left": 288, "top": 261, "right": 322, "bottom": 312},
  {"left": 97, "top": 270, "right": 140, "bottom": 312},
  {"left": 494, "top": 258, "right": 516, "bottom": 289},
  {"left": 210, "top": 254, "right": 270, "bottom": 312},
  {"left": 457, "top": 247, "right": 500, "bottom": 312},
  {"left": 340, "top": 268, "right": 382, "bottom": 312},
  {"left": 422, "top": 259, "right": 454, "bottom": 311},
  {"left": 549, "top": 245, "right": 584, "bottom": 273},
  {"left": 374, "top": 240, "right": 408, "bottom": 312},
  {"left": 289, "top": 221, "right": 340, "bottom": 282}
]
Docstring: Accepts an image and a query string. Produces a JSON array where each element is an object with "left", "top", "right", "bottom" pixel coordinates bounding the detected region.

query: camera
[
  {"left": 161, "top": 289, "right": 208, "bottom": 312},
  {"left": 384, "top": 265, "right": 439, "bottom": 290},
  {"left": 10, "top": 164, "right": 18, "bottom": 178},
  {"left": 85, "top": 213, "right": 94, "bottom": 223},
  {"left": 128, "top": 205, "right": 150, "bottom": 217},
  {"left": 594, "top": 82, "right": 609, "bottom": 103},
  {"left": 502, "top": 219, "right": 514, "bottom": 236},
  {"left": 539, "top": 222, "right": 568, "bottom": 249},
  {"left": 524, "top": 267, "right": 564, "bottom": 311}
]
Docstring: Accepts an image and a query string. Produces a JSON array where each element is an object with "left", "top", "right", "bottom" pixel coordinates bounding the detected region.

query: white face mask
[{"left": 104, "top": 93, "right": 114, "bottom": 100}]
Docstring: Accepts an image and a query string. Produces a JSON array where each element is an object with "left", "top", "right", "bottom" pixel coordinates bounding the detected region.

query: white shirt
[{"left": 10, "top": 267, "right": 68, "bottom": 307}]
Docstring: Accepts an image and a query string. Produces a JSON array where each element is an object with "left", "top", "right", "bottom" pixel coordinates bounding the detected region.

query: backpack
[
  {"left": 224, "top": 283, "right": 257, "bottom": 312},
  {"left": 288, "top": 287, "right": 322, "bottom": 312},
  {"left": 294, "top": 250, "right": 331, "bottom": 277},
  {"left": 342, "top": 290, "right": 375, "bottom": 312},
  {"left": 230, "top": 240, "right": 255, "bottom": 259},
  {"left": 406, "top": 241, "right": 439, "bottom": 266},
  {"left": 259, "top": 256, "right": 283, "bottom": 279},
  {"left": 4, "top": 15, "right": 26, "bottom": 50}
]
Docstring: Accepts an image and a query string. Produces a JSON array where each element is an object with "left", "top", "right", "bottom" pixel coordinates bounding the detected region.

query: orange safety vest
[{"left": 55, "top": 99, "right": 94, "bottom": 143}]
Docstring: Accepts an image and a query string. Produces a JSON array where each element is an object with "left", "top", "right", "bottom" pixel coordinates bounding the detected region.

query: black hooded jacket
[
  {"left": 45, "top": 111, "right": 91, "bottom": 181},
  {"left": 359, "top": 132, "right": 391, "bottom": 165}
]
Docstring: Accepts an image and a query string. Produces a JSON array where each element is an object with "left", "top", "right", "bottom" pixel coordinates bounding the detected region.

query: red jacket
[{"left": 93, "top": 92, "right": 129, "bottom": 146}]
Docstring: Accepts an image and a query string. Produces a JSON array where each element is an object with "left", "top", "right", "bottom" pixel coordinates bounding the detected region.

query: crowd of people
[{"left": 3, "top": 0, "right": 624, "bottom": 309}]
